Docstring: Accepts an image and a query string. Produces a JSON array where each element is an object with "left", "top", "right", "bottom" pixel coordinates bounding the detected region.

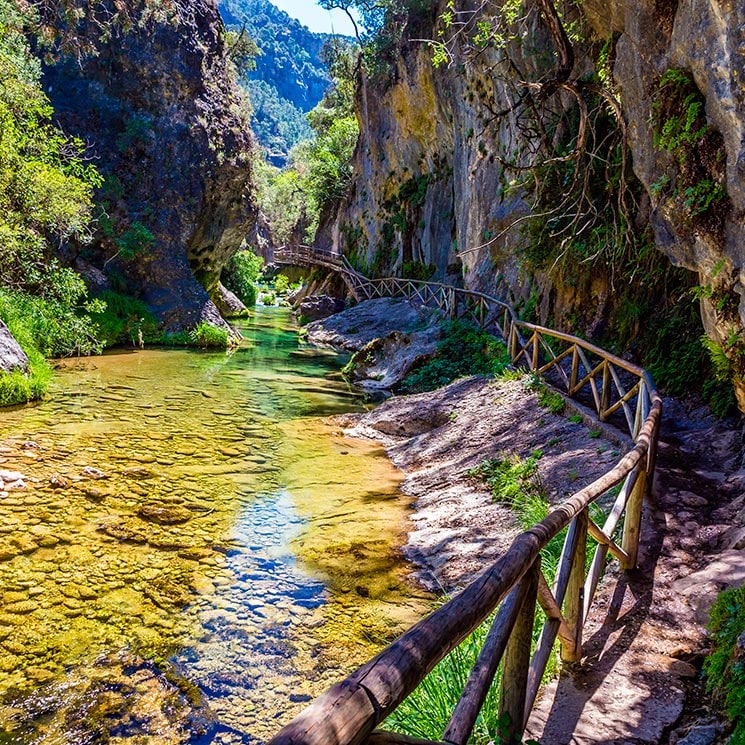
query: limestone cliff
[
  {"left": 323, "top": 0, "right": 745, "bottom": 409},
  {"left": 41, "top": 0, "right": 257, "bottom": 332}
]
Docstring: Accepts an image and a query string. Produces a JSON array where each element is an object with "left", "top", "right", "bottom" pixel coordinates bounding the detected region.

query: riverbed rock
[
  {"left": 346, "top": 328, "right": 440, "bottom": 390},
  {"left": 0, "top": 322, "right": 28, "bottom": 374},
  {"left": 214, "top": 283, "right": 249, "bottom": 319},
  {"left": 1, "top": 651, "right": 215, "bottom": 743},
  {"left": 297, "top": 295, "right": 346, "bottom": 322},
  {"left": 306, "top": 297, "right": 442, "bottom": 352},
  {"left": 138, "top": 504, "right": 193, "bottom": 525}
]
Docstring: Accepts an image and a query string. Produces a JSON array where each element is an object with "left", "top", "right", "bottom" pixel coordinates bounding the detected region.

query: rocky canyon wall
[
  {"left": 41, "top": 0, "right": 257, "bottom": 331},
  {"left": 324, "top": 0, "right": 745, "bottom": 408}
]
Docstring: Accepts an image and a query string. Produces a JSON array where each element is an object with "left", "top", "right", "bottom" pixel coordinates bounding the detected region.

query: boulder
[
  {"left": 306, "top": 297, "right": 442, "bottom": 352},
  {"left": 214, "top": 283, "right": 249, "bottom": 318},
  {"left": 346, "top": 329, "right": 440, "bottom": 390},
  {"left": 0, "top": 321, "right": 28, "bottom": 374},
  {"left": 297, "top": 295, "right": 346, "bottom": 322},
  {"left": 41, "top": 1, "right": 258, "bottom": 333}
]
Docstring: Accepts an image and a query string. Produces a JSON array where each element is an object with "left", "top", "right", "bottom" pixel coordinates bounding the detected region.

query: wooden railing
[
  {"left": 268, "top": 265, "right": 661, "bottom": 745},
  {"left": 274, "top": 245, "right": 343, "bottom": 272}
]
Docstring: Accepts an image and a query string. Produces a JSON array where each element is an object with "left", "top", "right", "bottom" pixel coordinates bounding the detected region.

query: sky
[{"left": 269, "top": 0, "right": 359, "bottom": 37}]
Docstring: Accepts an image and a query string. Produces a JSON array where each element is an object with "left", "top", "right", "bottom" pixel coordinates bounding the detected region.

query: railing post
[
  {"left": 531, "top": 332, "right": 540, "bottom": 371},
  {"left": 499, "top": 559, "right": 539, "bottom": 744},
  {"left": 570, "top": 346, "right": 580, "bottom": 394},
  {"left": 600, "top": 361, "right": 611, "bottom": 420},
  {"left": 621, "top": 464, "right": 646, "bottom": 569},
  {"left": 561, "top": 509, "right": 587, "bottom": 663}
]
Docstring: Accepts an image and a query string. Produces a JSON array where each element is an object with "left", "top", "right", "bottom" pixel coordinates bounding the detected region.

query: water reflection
[{"left": 0, "top": 308, "right": 429, "bottom": 743}]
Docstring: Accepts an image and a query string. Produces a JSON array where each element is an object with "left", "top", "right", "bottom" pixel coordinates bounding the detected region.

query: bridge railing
[
  {"left": 268, "top": 270, "right": 661, "bottom": 745},
  {"left": 274, "top": 245, "right": 343, "bottom": 271}
]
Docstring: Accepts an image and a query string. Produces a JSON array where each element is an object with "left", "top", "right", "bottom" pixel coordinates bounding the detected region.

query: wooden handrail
[{"left": 267, "top": 263, "right": 662, "bottom": 745}]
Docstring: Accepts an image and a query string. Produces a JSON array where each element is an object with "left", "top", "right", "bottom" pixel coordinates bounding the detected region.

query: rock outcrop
[
  {"left": 42, "top": 1, "right": 258, "bottom": 332},
  {"left": 0, "top": 322, "right": 28, "bottom": 374},
  {"left": 590, "top": 0, "right": 745, "bottom": 408}
]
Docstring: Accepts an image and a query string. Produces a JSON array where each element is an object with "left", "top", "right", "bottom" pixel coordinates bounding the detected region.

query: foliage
[
  {"left": 401, "top": 320, "right": 510, "bottom": 393},
  {"left": 0, "top": 366, "right": 51, "bottom": 407},
  {"left": 251, "top": 36, "right": 359, "bottom": 244},
  {"left": 320, "top": 0, "right": 433, "bottom": 81},
  {"left": 650, "top": 67, "right": 729, "bottom": 239},
  {"left": 524, "top": 373, "right": 566, "bottom": 415},
  {"left": 274, "top": 274, "right": 291, "bottom": 294},
  {"left": 88, "top": 291, "right": 160, "bottom": 348},
  {"left": 224, "top": 27, "right": 259, "bottom": 78},
  {"left": 0, "top": 0, "right": 104, "bottom": 407},
  {"left": 704, "top": 584, "right": 745, "bottom": 745},
  {"left": 221, "top": 249, "right": 264, "bottom": 307},
  {"left": 189, "top": 322, "right": 230, "bottom": 349},
  {"left": 245, "top": 79, "right": 312, "bottom": 164}
]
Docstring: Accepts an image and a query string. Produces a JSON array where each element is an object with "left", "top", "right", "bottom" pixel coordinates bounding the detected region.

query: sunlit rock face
[
  {"left": 42, "top": 0, "right": 258, "bottom": 332},
  {"left": 319, "top": 3, "right": 577, "bottom": 305},
  {"left": 0, "top": 321, "right": 28, "bottom": 374}
]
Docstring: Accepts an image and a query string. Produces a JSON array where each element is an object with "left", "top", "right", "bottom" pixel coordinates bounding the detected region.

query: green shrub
[
  {"left": 704, "top": 584, "right": 745, "bottom": 744},
  {"left": 274, "top": 273, "right": 291, "bottom": 294},
  {"left": 0, "top": 366, "right": 51, "bottom": 407},
  {"left": 89, "top": 291, "right": 160, "bottom": 348},
  {"left": 523, "top": 373, "right": 566, "bottom": 415},
  {"left": 0, "top": 287, "right": 101, "bottom": 359},
  {"left": 221, "top": 250, "right": 264, "bottom": 307},
  {"left": 401, "top": 320, "right": 510, "bottom": 393},
  {"left": 189, "top": 322, "right": 229, "bottom": 349}
]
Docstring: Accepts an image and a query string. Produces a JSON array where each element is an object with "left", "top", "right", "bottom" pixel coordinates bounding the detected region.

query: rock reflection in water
[{"left": 0, "top": 308, "right": 429, "bottom": 744}]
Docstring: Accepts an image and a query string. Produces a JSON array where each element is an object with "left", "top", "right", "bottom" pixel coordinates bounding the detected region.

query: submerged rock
[
  {"left": 138, "top": 504, "right": 193, "bottom": 525},
  {"left": 0, "top": 651, "right": 215, "bottom": 744}
]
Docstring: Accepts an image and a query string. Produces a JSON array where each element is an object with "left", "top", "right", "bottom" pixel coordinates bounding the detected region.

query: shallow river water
[{"left": 0, "top": 308, "right": 429, "bottom": 744}]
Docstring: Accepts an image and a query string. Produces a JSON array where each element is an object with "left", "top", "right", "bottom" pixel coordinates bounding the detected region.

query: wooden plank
[
  {"left": 444, "top": 580, "right": 533, "bottom": 745},
  {"left": 499, "top": 561, "right": 539, "bottom": 744},
  {"left": 562, "top": 510, "right": 587, "bottom": 663},
  {"left": 621, "top": 465, "right": 646, "bottom": 569},
  {"left": 536, "top": 571, "right": 576, "bottom": 655},
  {"left": 601, "top": 381, "right": 641, "bottom": 432},
  {"left": 523, "top": 618, "right": 560, "bottom": 727},
  {"left": 587, "top": 518, "right": 630, "bottom": 565},
  {"left": 600, "top": 361, "right": 611, "bottom": 421},
  {"left": 573, "top": 348, "right": 602, "bottom": 411},
  {"left": 608, "top": 363, "right": 635, "bottom": 434},
  {"left": 570, "top": 346, "right": 580, "bottom": 392},
  {"left": 365, "top": 732, "right": 443, "bottom": 745}
]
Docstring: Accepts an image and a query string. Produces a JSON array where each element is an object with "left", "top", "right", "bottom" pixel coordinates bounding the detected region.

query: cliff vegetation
[
  {"left": 319, "top": 0, "right": 744, "bottom": 417},
  {"left": 0, "top": 0, "right": 262, "bottom": 404}
]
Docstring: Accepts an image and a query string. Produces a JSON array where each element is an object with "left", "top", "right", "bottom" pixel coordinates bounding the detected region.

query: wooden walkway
[{"left": 267, "top": 246, "right": 662, "bottom": 745}]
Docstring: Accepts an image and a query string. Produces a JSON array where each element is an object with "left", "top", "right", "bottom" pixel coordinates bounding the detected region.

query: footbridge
[{"left": 268, "top": 245, "right": 662, "bottom": 745}]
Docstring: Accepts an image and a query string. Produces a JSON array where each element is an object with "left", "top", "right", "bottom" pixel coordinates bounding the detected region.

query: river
[{"left": 0, "top": 308, "right": 429, "bottom": 744}]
